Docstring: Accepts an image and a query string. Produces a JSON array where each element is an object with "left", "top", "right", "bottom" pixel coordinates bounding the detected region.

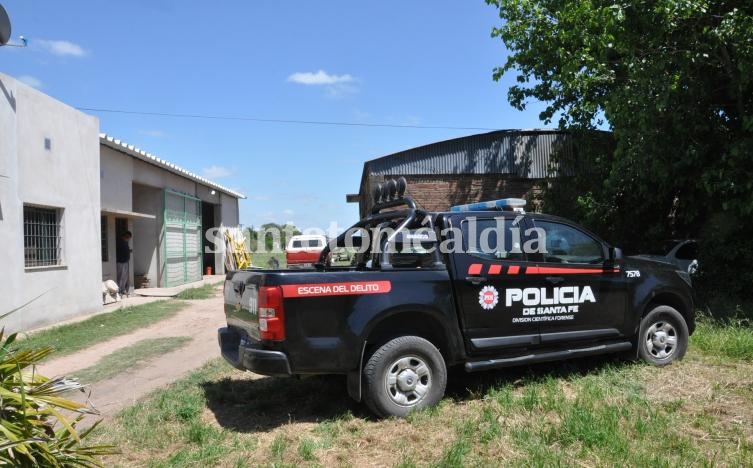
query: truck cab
[{"left": 220, "top": 178, "right": 695, "bottom": 417}]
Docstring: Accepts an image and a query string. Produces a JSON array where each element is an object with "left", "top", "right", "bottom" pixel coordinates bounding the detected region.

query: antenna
[
  {"left": 0, "top": 5, "right": 26, "bottom": 48},
  {"left": 0, "top": 5, "right": 10, "bottom": 46}
]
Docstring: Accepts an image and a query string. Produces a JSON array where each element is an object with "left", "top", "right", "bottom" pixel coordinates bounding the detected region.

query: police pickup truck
[{"left": 219, "top": 178, "right": 695, "bottom": 417}]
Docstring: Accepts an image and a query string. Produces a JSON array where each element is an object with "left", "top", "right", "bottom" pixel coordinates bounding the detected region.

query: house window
[
  {"left": 23, "top": 205, "right": 62, "bottom": 268},
  {"left": 101, "top": 216, "right": 109, "bottom": 262}
]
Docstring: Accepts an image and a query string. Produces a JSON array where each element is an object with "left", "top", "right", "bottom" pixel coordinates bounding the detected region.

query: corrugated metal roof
[
  {"left": 365, "top": 129, "right": 574, "bottom": 179},
  {"left": 99, "top": 134, "right": 246, "bottom": 199}
]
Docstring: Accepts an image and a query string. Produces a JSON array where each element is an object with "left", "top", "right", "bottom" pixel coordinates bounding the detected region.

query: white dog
[{"left": 102, "top": 280, "right": 121, "bottom": 304}]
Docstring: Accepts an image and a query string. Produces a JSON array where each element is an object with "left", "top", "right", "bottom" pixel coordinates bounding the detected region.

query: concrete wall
[
  {"left": 132, "top": 184, "right": 161, "bottom": 286},
  {"left": 100, "top": 146, "right": 133, "bottom": 212},
  {"left": 220, "top": 194, "right": 239, "bottom": 226},
  {"left": 0, "top": 73, "right": 102, "bottom": 332}
]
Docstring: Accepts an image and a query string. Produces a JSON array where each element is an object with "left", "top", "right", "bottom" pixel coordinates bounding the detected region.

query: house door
[
  {"left": 163, "top": 190, "right": 203, "bottom": 287},
  {"left": 115, "top": 218, "right": 128, "bottom": 240}
]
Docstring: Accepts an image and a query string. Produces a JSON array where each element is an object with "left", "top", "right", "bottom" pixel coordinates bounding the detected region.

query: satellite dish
[{"left": 0, "top": 4, "right": 10, "bottom": 46}]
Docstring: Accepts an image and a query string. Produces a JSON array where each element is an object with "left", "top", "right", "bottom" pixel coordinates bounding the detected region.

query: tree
[
  {"left": 487, "top": 0, "right": 753, "bottom": 305},
  {"left": 254, "top": 223, "right": 302, "bottom": 252}
]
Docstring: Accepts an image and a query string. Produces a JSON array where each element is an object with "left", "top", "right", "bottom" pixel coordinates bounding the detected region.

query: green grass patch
[
  {"left": 73, "top": 336, "right": 191, "bottom": 384},
  {"left": 175, "top": 284, "right": 217, "bottom": 300},
  {"left": 691, "top": 317, "right": 753, "bottom": 360},
  {"left": 250, "top": 251, "right": 287, "bottom": 269},
  {"left": 92, "top": 340, "right": 753, "bottom": 466},
  {"left": 17, "top": 300, "right": 186, "bottom": 357}
]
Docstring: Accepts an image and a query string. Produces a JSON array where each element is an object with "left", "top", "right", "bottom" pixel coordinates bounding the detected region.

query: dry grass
[{"left": 91, "top": 340, "right": 753, "bottom": 467}]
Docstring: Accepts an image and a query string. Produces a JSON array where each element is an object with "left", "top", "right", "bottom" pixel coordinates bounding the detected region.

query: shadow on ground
[
  {"left": 202, "top": 375, "right": 363, "bottom": 433},
  {"left": 203, "top": 354, "right": 635, "bottom": 433},
  {"left": 444, "top": 354, "right": 637, "bottom": 399}
]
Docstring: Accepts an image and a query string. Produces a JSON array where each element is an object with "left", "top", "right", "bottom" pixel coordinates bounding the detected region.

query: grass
[
  {"left": 91, "top": 320, "right": 753, "bottom": 467},
  {"left": 249, "top": 252, "right": 287, "bottom": 269},
  {"left": 16, "top": 300, "right": 187, "bottom": 358},
  {"left": 72, "top": 336, "right": 192, "bottom": 384},
  {"left": 691, "top": 317, "right": 753, "bottom": 361},
  {"left": 175, "top": 284, "right": 218, "bottom": 300}
]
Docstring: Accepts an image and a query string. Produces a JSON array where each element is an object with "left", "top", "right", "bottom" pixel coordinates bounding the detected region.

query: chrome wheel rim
[
  {"left": 384, "top": 355, "right": 431, "bottom": 407},
  {"left": 645, "top": 320, "right": 678, "bottom": 360}
]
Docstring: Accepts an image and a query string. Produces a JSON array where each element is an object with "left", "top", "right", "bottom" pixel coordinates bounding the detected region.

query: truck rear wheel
[
  {"left": 363, "top": 336, "right": 447, "bottom": 418},
  {"left": 638, "top": 305, "right": 688, "bottom": 366}
]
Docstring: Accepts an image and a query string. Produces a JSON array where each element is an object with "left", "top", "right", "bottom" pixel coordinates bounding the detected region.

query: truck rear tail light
[{"left": 258, "top": 286, "right": 285, "bottom": 341}]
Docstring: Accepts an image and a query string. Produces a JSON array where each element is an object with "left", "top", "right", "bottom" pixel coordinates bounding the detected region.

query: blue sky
[{"left": 2, "top": 0, "right": 550, "bottom": 231}]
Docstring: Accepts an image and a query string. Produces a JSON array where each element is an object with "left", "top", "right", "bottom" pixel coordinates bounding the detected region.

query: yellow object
[{"left": 224, "top": 230, "right": 251, "bottom": 270}]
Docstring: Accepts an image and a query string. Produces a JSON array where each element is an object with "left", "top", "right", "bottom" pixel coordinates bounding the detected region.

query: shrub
[{"left": 0, "top": 304, "right": 116, "bottom": 466}]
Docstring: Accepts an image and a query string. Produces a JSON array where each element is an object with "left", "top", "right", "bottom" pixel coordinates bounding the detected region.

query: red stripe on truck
[
  {"left": 467, "top": 264, "right": 483, "bottom": 275},
  {"left": 488, "top": 264, "right": 502, "bottom": 275},
  {"left": 281, "top": 281, "right": 392, "bottom": 298}
]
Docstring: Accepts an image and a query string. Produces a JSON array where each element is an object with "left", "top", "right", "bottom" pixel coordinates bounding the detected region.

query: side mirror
[{"left": 607, "top": 246, "right": 623, "bottom": 267}]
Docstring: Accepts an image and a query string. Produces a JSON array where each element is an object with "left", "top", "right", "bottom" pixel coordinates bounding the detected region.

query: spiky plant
[{"left": 0, "top": 301, "right": 117, "bottom": 466}]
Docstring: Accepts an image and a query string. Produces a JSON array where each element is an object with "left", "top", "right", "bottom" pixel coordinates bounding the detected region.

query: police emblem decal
[{"left": 479, "top": 285, "right": 499, "bottom": 310}]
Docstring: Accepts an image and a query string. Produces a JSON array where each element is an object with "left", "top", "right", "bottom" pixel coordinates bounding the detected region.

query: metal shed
[{"left": 348, "top": 129, "right": 609, "bottom": 216}]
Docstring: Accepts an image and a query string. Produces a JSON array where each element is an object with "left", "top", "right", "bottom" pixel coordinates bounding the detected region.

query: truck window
[
  {"left": 534, "top": 220, "right": 604, "bottom": 264},
  {"left": 390, "top": 242, "right": 435, "bottom": 268},
  {"left": 461, "top": 218, "right": 526, "bottom": 261}
]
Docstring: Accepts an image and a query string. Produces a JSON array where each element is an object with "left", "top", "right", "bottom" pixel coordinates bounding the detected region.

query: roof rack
[{"left": 450, "top": 198, "right": 526, "bottom": 213}]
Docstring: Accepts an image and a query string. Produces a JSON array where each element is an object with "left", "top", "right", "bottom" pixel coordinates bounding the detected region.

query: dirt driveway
[{"left": 39, "top": 295, "right": 227, "bottom": 418}]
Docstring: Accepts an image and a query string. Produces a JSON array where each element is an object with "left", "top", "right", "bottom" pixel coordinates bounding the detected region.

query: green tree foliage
[
  {"left": 249, "top": 223, "right": 302, "bottom": 252},
  {"left": 487, "top": 0, "right": 753, "bottom": 306},
  {"left": 245, "top": 226, "right": 258, "bottom": 253}
]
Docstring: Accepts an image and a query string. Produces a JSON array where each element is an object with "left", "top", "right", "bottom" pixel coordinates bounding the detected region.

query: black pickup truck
[{"left": 219, "top": 179, "right": 695, "bottom": 417}]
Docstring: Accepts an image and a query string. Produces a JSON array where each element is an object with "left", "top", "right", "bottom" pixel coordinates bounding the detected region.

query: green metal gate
[{"left": 162, "top": 189, "right": 203, "bottom": 287}]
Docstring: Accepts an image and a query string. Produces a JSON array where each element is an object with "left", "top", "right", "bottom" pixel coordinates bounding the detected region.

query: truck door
[
  {"left": 450, "top": 214, "right": 541, "bottom": 354},
  {"left": 528, "top": 219, "right": 628, "bottom": 344}
]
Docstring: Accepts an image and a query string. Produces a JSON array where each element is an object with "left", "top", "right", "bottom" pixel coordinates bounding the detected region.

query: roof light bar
[{"left": 450, "top": 198, "right": 527, "bottom": 213}]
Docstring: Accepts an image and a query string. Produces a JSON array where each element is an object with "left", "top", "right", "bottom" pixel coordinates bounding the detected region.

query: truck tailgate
[{"left": 224, "top": 271, "right": 262, "bottom": 341}]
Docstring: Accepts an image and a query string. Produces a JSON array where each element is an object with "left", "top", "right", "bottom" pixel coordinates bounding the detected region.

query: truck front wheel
[
  {"left": 363, "top": 336, "right": 447, "bottom": 418},
  {"left": 638, "top": 305, "right": 689, "bottom": 366}
]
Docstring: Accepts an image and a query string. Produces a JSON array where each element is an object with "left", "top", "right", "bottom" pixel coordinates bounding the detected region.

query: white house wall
[
  {"left": 0, "top": 73, "right": 102, "bottom": 332},
  {"left": 220, "top": 194, "right": 239, "bottom": 226}
]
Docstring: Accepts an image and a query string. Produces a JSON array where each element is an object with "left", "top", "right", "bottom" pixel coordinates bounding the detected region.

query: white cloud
[
  {"left": 287, "top": 70, "right": 354, "bottom": 86},
  {"left": 201, "top": 165, "right": 233, "bottom": 179},
  {"left": 17, "top": 75, "right": 42, "bottom": 89},
  {"left": 138, "top": 129, "right": 167, "bottom": 138},
  {"left": 36, "top": 39, "right": 87, "bottom": 57}
]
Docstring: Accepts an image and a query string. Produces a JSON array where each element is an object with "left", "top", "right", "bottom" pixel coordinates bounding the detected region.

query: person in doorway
[{"left": 116, "top": 231, "right": 132, "bottom": 296}]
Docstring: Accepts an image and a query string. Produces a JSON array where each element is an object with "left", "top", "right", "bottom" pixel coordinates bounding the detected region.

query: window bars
[
  {"left": 101, "top": 216, "right": 108, "bottom": 262},
  {"left": 24, "top": 206, "right": 61, "bottom": 267}
]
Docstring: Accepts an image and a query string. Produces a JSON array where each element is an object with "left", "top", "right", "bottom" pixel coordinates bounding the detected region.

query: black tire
[
  {"left": 363, "top": 336, "right": 447, "bottom": 418},
  {"left": 637, "top": 305, "right": 689, "bottom": 366}
]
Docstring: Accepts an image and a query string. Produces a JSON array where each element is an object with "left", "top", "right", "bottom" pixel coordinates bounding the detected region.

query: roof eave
[{"left": 99, "top": 134, "right": 246, "bottom": 200}]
